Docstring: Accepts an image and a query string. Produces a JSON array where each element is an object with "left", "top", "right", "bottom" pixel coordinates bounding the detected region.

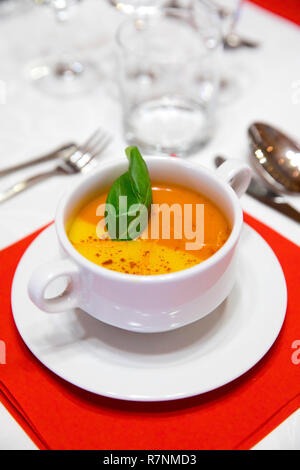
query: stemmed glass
[
  {"left": 197, "top": 0, "right": 245, "bottom": 103},
  {"left": 29, "top": 0, "right": 98, "bottom": 96},
  {"left": 209, "top": 0, "right": 241, "bottom": 36}
]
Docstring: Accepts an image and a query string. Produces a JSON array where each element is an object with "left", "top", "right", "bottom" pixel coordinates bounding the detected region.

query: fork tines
[{"left": 69, "top": 128, "right": 111, "bottom": 170}]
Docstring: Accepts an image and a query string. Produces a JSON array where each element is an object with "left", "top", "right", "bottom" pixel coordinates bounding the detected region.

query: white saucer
[{"left": 11, "top": 224, "right": 287, "bottom": 401}]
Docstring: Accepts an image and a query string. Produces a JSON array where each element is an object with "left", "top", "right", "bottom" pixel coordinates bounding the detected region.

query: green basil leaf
[{"left": 105, "top": 147, "right": 152, "bottom": 241}]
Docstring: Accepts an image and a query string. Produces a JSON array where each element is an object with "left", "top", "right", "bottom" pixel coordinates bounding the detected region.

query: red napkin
[
  {"left": 248, "top": 0, "right": 300, "bottom": 26},
  {"left": 0, "top": 0, "right": 299, "bottom": 453},
  {"left": 0, "top": 213, "right": 299, "bottom": 450}
]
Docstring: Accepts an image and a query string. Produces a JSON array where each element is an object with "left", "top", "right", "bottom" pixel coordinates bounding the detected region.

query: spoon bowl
[{"left": 248, "top": 122, "right": 300, "bottom": 194}]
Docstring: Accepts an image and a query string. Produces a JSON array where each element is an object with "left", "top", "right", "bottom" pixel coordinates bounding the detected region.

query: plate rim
[{"left": 11, "top": 223, "right": 287, "bottom": 402}]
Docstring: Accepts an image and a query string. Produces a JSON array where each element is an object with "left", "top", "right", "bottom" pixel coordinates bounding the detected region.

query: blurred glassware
[
  {"left": 196, "top": 0, "right": 249, "bottom": 104},
  {"left": 29, "top": 0, "right": 98, "bottom": 96},
  {"left": 107, "top": 0, "right": 167, "bottom": 16},
  {"left": 116, "top": 5, "right": 221, "bottom": 155},
  {"left": 209, "top": 0, "right": 258, "bottom": 49},
  {"left": 107, "top": 0, "right": 195, "bottom": 15},
  {"left": 208, "top": 0, "right": 241, "bottom": 36},
  {"left": 0, "top": 0, "right": 32, "bottom": 17}
]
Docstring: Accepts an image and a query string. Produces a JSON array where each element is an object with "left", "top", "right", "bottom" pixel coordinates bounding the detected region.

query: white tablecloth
[{"left": 0, "top": 0, "right": 299, "bottom": 450}]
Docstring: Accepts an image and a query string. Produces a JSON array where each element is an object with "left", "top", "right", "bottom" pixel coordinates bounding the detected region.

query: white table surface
[{"left": 0, "top": 0, "right": 299, "bottom": 450}]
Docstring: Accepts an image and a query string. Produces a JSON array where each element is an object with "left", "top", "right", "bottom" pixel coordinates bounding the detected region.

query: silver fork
[{"left": 0, "top": 128, "right": 111, "bottom": 204}]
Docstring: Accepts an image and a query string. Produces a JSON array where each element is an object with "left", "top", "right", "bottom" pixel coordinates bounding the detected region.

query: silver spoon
[
  {"left": 248, "top": 122, "right": 300, "bottom": 194},
  {"left": 215, "top": 156, "right": 300, "bottom": 223}
]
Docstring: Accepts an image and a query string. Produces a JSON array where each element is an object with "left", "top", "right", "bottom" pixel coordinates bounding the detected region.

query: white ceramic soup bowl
[{"left": 28, "top": 157, "right": 251, "bottom": 333}]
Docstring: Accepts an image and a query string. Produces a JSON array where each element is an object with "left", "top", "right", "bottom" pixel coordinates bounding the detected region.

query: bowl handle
[
  {"left": 216, "top": 160, "right": 251, "bottom": 198},
  {"left": 28, "top": 258, "right": 80, "bottom": 313}
]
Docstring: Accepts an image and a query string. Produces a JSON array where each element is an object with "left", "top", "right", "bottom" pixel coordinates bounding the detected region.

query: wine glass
[
  {"left": 212, "top": 0, "right": 244, "bottom": 100},
  {"left": 29, "top": 0, "right": 98, "bottom": 96},
  {"left": 196, "top": 0, "right": 246, "bottom": 104},
  {"left": 208, "top": 0, "right": 241, "bottom": 36}
]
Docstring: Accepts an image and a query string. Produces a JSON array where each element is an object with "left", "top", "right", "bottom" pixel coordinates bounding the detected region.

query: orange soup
[{"left": 68, "top": 183, "right": 231, "bottom": 275}]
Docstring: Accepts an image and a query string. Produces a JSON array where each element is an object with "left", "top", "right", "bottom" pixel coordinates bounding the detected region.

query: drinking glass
[
  {"left": 116, "top": 6, "right": 221, "bottom": 155},
  {"left": 29, "top": 0, "right": 98, "bottom": 96}
]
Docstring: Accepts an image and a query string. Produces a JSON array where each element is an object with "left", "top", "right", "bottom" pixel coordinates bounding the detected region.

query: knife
[{"left": 215, "top": 156, "right": 300, "bottom": 223}]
